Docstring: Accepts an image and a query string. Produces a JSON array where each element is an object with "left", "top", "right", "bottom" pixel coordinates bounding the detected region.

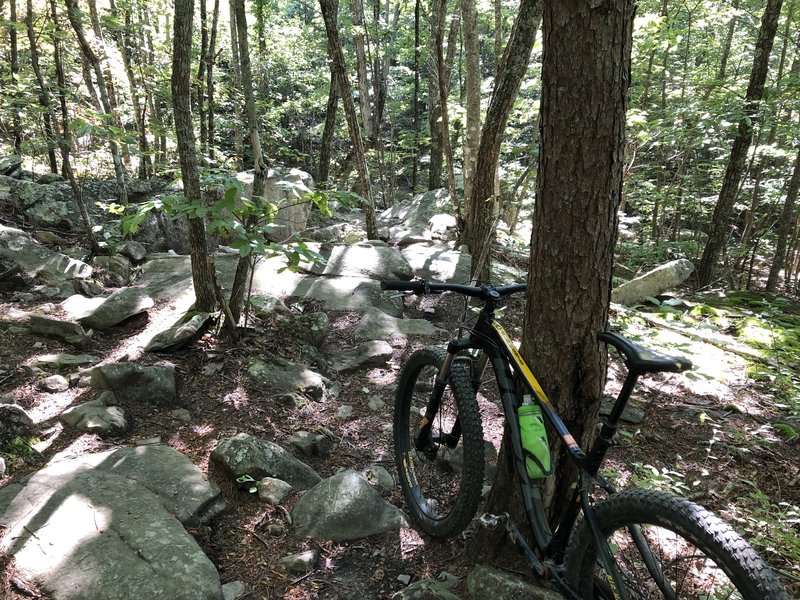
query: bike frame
[{"left": 437, "top": 294, "right": 640, "bottom": 597}]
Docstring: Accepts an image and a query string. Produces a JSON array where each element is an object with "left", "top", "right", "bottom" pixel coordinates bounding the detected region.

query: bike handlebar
[{"left": 381, "top": 279, "right": 527, "bottom": 299}]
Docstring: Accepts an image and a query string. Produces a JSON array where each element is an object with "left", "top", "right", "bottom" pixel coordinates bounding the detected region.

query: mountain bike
[{"left": 380, "top": 279, "right": 789, "bottom": 600}]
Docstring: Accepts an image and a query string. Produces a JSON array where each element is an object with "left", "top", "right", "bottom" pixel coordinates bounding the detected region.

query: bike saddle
[{"left": 599, "top": 331, "right": 692, "bottom": 374}]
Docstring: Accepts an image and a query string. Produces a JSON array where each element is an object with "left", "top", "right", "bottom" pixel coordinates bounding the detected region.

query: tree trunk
[
  {"left": 494, "top": 0, "right": 502, "bottom": 74},
  {"left": 206, "top": 0, "right": 220, "bottom": 159},
  {"left": 65, "top": 0, "right": 129, "bottom": 205},
  {"left": 411, "top": 0, "right": 421, "bottom": 191},
  {"left": 27, "top": 0, "right": 100, "bottom": 254},
  {"left": 229, "top": 0, "right": 244, "bottom": 170},
  {"left": 197, "top": 0, "right": 208, "bottom": 156},
  {"left": 319, "top": 0, "right": 378, "bottom": 239},
  {"left": 229, "top": 0, "right": 269, "bottom": 325},
  {"left": 436, "top": 0, "right": 459, "bottom": 213},
  {"left": 766, "top": 148, "right": 800, "bottom": 291},
  {"left": 461, "top": 0, "right": 480, "bottom": 206},
  {"left": 352, "top": 0, "right": 373, "bottom": 140},
  {"left": 113, "top": 3, "right": 152, "bottom": 179},
  {"left": 703, "top": 0, "right": 739, "bottom": 100},
  {"left": 427, "top": 2, "right": 460, "bottom": 191},
  {"left": 318, "top": 66, "right": 339, "bottom": 187},
  {"left": 48, "top": 0, "right": 72, "bottom": 177},
  {"left": 10, "top": 0, "right": 21, "bottom": 154},
  {"left": 480, "top": 0, "right": 635, "bottom": 557},
  {"left": 697, "top": 0, "right": 784, "bottom": 288},
  {"left": 464, "top": 0, "right": 541, "bottom": 282},
  {"left": 172, "top": 0, "right": 217, "bottom": 313}
]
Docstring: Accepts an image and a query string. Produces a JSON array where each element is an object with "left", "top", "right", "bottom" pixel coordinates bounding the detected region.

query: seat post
[{"left": 584, "top": 370, "right": 640, "bottom": 475}]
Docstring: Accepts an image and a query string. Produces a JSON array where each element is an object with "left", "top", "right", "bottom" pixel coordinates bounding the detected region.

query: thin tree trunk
[
  {"left": 703, "top": 0, "right": 739, "bottom": 100},
  {"left": 464, "top": 0, "right": 541, "bottom": 282},
  {"left": 207, "top": 0, "right": 220, "bottom": 159},
  {"left": 10, "top": 0, "right": 21, "bottom": 154},
  {"left": 172, "top": 0, "right": 217, "bottom": 313},
  {"left": 65, "top": 0, "right": 129, "bottom": 204},
  {"left": 197, "top": 0, "right": 208, "bottom": 156},
  {"left": 112, "top": 2, "right": 152, "bottom": 179},
  {"left": 319, "top": 0, "right": 378, "bottom": 239},
  {"left": 318, "top": 66, "right": 339, "bottom": 187},
  {"left": 229, "top": 0, "right": 244, "bottom": 170},
  {"left": 352, "top": 0, "right": 373, "bottom": 140},
  {"left": 461, "top": 0, "right": 480, "bottom": 206},
  {"left": 49, "top": 0, "right": 71, "bottom": 177},
  {"left": 766, "top": 148, "right": 800, "bottom": 291},
  {"left": 411, "top": 0, "right": 421, "bottom": 190},
  {"left": 229, "top": 0, "right": 269, "bottom": 324},
  {"left": 494, "top": 0, "right": 502, "bottom": 74},
  {"left": 27, "top": 0, "right": 99, "bottom": 254},
  {"left": 427, "top": 0, "right": 459, "bottom": 191},
  {"left": 697, "top": 0, "right": 784, "bottom": 288},
  {"left": 436, "top": 0, "right": 459, "bottom": 213}
]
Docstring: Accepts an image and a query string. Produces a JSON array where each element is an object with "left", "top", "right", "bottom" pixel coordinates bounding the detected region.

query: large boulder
[
  {"left": 91, "top": 361, "right": 177, "bottom": 404},
  {"left": 0, "top": 224, "right": 92, "bottom": 293},
  {"left": 611, "top": 259, "right": 695, "bottom": 306},
  {"left": 79, "top": 287, "right": 154, "bottom": 329},
  {"left": 302, "top": 242, "right": 414, "bottom": 280},
  {"left": 379, "top": 189, "right": 458, "bottom": 244},
  {"left": 235, "top": 168, "right": 315, "bottom": 241},
  {"left": 246, "top": 357, "right": 329, "bottom": 400},
  {"left": 0, "top": 447, "right": 225, "bottom": 600},
  {"left": 292, "top": 469, "right": 408, "bottom": 541},
  {"left": 354, "top": 307, "right": 443, "bottom": 340},
  {"left": 466, "top": 564, "right": 561, "bottom": 600},
  {"left": 212, "top": 433, "right": 322, "bottom": 490}
]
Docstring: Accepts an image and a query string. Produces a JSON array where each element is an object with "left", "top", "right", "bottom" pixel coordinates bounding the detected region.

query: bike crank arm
[{"left": 479, "top": 513, "right": 547, "bottom": 578}]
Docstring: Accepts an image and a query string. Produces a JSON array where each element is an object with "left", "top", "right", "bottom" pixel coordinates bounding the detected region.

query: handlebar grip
[{"left": 380, "top": 279, "right": 424, "bottom": 292}]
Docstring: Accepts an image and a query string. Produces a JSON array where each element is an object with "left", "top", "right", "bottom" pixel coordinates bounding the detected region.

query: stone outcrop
[
  {"left": 0, "top": 445, "right": 225, "bottom": 600},
  {"left": 292, "top": 469, "right": 408, "bottom": 541}
]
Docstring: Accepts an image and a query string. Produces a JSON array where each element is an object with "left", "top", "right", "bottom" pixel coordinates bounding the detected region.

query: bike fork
[{"left": 414, "top": 351, "right": 459, "bottom": 456}]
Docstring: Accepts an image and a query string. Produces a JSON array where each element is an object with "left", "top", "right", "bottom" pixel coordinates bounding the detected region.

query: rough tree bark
[
  {"left": 697, "top": 0, "right": 784, "bottom": 288},
  {"left": 172, "top": 0, "right": 217, "bottom": 313},
  {"left": 65, "top": 0, "right": 129, "bottom": 204},
  {"left": 318, "top": 66, "right": 339, "bottom": 187},
  {"left": 319, "top": 0, "right": 378, "bottom": 239},
  {"left": 464, "top": 0, "right": 541, "bottom": 282},
  {"left": 766, "top": 147, "right": 800, "bottom": 291},
  {"left": 478, "top": 0, "right": 635, "bottom": 557}
]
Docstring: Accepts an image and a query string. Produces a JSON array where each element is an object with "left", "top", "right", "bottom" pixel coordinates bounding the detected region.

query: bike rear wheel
[
  {"left": 394, "top": 346, "right": 484, "bottom": 538},
  {"left": 564, "top": 489, "right": 788, "bottom": 600}
]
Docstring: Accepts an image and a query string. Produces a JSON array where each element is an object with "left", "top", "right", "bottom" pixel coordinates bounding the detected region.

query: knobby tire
[
  {"left": 394, "top": 346, "right": 484, "bottom": 538},
  {"left": 564, "top": 488, "right": 789, "bottom": 600}
]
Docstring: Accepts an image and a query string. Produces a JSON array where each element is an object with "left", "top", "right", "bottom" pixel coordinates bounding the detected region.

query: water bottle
[{"left": 517, "top": 395, "right": 551, "bottom": 478}]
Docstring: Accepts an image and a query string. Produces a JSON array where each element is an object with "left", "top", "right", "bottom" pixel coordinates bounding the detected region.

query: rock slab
[{"left": 0, "top": 447, "right": 225, "bottom": 600}]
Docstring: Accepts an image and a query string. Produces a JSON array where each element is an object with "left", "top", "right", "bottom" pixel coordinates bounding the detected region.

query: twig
[
  {"left": 238, "top": 527, "right": 270, "bottom": 548},
  {"left": 291, "top": 571, "right": 314, "bottom": 585}
]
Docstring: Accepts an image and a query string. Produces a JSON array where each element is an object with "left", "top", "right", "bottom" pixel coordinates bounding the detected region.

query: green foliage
[
  {"left": 630, "top": 462, "right": 692, "bottom": 497},
  {"left": 729, "top": 480, "right": 800, "bottom": 564},
  {"left": 116, "top": 170, "right": 330, "bottom": 272}
]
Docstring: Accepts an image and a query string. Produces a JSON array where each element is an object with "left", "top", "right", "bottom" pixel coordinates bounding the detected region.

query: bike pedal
[{"left": 478, "top": 513, "right": 505, "bottom": 529}]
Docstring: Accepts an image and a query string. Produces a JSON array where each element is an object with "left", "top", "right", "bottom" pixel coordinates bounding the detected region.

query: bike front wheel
[
  {"left": 564, "top": 488, "right": 788, "bottom": 600},
  {"left": 394, "top": 346, "right": 484, "bottom": 538}
]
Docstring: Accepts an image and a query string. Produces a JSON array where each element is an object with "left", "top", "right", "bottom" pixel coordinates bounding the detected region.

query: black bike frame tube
[
  {"left": 488, "top": 351, "right": 554, "bottom": 550},
  {"left": 488, "top": 320, "right": 588, "bottom": 467}
]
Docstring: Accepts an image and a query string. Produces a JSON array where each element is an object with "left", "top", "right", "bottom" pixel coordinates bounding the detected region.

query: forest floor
[{"left": 1, "top": 283, "right": 798, "bottom": 599}]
